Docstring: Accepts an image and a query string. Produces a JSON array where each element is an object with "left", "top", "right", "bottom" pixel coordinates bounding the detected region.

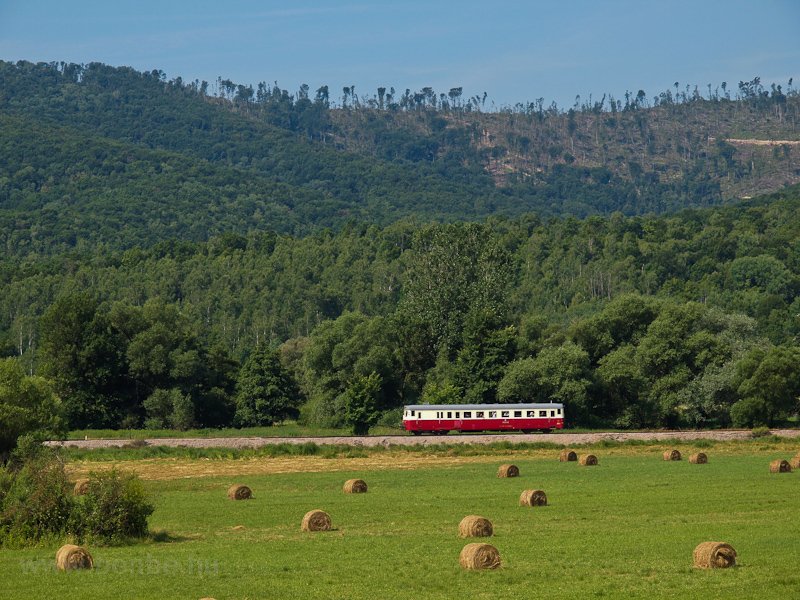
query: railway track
[{"left": 49, "top": 429, "right": 800, "bottom": 450}]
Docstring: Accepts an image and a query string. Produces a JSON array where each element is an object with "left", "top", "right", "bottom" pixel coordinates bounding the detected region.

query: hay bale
[
  {"left": 663, "top": 449, "right": 682, "bottom": 461},
  {"left": 579, "top": 454, "right": 598, "bottom": 466},
  {"left": 693, "top": 541, "right": 737, "bottom": 569},
  {"left": 55, "top": 544, "right": 93, "bottom": 571},
  {"left": 301, "top": 509, "right": 332, "bottom": 532},
  {"left": 689, "top": 452, "right": 708, "bottom": 464},
  {"left": 73, "top": 478, "right": 90, "bottom": 496},
  {"left": 343, "top": 479, "right": 368, "bottom": 494},
  {"left": 458, "top": 515, "right": 493, "bottom": 538},
  {"left": 790, "top": 457, "right": 800, "bottom": 470},
  {"left": 227, "top": 484, "right": 252, "bottom": 500},
  {"left": 519, "top": 489, "right": 547, "bottom": 507},
  {"left": 497, "top": 464, "right": 519, "bottom": 478},
  {"left": 459, "top": 543, "right": 501, "bottom": 570},
  {"left": 769, "top": 459, "right": 791, "bottom": 473},
  {"left": 559, "top": 449, "right": 577, "bottom": 462}
]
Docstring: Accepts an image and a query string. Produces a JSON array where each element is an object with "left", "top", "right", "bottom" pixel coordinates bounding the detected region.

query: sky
[{"left": 1, "top": 0, "right": 798, "bottom": 109}]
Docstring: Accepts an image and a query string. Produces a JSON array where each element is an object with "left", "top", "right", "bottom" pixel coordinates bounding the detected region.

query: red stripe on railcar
[{"left": 403, "top": 418, "right": 563, "bottom": 433}]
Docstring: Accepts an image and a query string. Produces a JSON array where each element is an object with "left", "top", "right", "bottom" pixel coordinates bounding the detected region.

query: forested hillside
[
  {"left": 1, "top": 60, "right": 799, "bottom": 435},
  {"left": 2, "top": 61, "right": 799, "bottom": 257}
]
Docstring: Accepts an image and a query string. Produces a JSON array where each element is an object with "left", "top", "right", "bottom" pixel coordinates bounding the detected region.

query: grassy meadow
[{"left": 2, "top": 440, "right": 800, "bottom": 599}]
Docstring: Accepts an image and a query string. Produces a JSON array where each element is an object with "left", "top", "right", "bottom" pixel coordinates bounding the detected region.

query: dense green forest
[
  {"left": 1, "top": 60, "right": 799, "bottom": 436},
  {"left": 1, "top": 61, "right": 799, "bottom": 257},
  {"left": 1, "top": 189, "right": 799, "bottom": 432}
]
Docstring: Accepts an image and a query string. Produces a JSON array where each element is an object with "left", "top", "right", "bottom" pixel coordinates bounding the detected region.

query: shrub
[
  {"left": 0, "top": 448, "right": 72, "bottom": 544},
  {"left": 750, "top": 426, "right": 771, "bottom": 438},
  {"left": 377, "top": 407, "right": 403, "bottom": 428},
  {"left": 0, "top": 447, "right": 154, "bottom": 546},
  {"left": 730, "top": 397, "right": 768, "bottom": 428},
  {"left": 73, "top": 469, "right": 154, "bottom": 544}
]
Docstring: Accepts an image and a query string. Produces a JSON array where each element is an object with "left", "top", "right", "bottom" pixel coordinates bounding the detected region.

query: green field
[{"left": 2, "top": 443, "right": 799, "bottom": 599}]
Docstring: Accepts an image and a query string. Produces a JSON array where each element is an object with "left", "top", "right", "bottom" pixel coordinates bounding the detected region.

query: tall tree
[
  {"left": 0, "top": 358, "right": 64, "bottom": 459},
  {"left": 234, "top": 347, "right": 301, "bottom": 426}
]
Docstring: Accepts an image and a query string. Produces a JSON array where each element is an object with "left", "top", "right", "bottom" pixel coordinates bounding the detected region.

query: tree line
[{"left": 2, "top": 192, "right": 799, "bottom": 438}]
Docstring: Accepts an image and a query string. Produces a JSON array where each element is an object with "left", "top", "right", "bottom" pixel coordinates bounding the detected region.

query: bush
[
  {"left": 0, "top": 447, "right": 153, "bottom": 546},
  {"left": 377, "top": 407, "right": 403, "bottom": 428},
  {"left": 73, "top": 469, "right": 154, "bottom": 544},
  {"left": 0, "top": 449, "right": 72, "bottom": 544},
  {"left": 730, "top": 397, "right": 768, "bottom": 428},
  {"left": 750, "top": 426, "right": 772, "bottom": 438}
]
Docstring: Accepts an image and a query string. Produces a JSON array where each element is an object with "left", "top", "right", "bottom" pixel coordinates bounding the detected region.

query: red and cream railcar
[{"left": 402, "top": 403, "right": 564, "bottom": 435}]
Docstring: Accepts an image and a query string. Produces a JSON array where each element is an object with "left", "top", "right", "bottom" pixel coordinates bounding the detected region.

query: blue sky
[{"left": 1, "top": 0, "right": 798, "bottom": 109}]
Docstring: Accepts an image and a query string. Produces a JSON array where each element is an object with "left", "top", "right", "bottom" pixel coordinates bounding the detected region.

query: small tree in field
[{"left": 342, "top": 373, "right": 382, "bottom": 435}]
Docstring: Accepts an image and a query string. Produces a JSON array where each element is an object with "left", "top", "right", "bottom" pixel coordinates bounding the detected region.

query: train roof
[{"left": 403, "top": 403, "right": 563, "bottom": 411}]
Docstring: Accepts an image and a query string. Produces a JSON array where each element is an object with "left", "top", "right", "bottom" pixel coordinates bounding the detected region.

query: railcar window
[
  {"left": 411, "top": 410, "right": 415, "bottom": 416},
  {"left": 488, "top": 411, "right": 497, "bottom": 418},
  {"left": 455, "top": 412, "right": 460, "bottom": 418},
  {"left": 550, "top": 410, "right": 555, "bottom": 417},
  {"left": 464, "top": 412, "right": 472, "bottom": 418},
  {"left": 527, "top": 411, "right": 535, "bottom": 417},
  {"left": 501, "top": 411, "right": 509, "bottom": 418},
  {"left": 539, "top": 410, "right": 547, "bottom": 417},
  {"left": 447, "top": 412, "right": 452, "bottom": 418},
  {"left": 476, "top": 411, "right": 484, "bottom": 418},
  {"left": 513, "top": 411, "right": 522, "bottom": 418}
]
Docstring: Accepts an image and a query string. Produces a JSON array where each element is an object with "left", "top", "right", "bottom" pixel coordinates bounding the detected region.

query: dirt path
[{"left": 50, "top": 429, "right": 800, "bottom": 450}]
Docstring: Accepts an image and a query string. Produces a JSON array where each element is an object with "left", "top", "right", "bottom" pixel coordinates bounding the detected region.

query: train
[{"left": 402, "top": 402, "right": 564, "bottom": 435}]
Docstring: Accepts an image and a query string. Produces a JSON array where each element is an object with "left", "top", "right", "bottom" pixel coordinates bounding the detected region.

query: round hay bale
[
  {"left": 519, "top": 489, "right": 547, "bottom": 507},
  {"left": 55, "top": 544, "right": 93, "bottom": 571},
  {"left": 693, "top": 541, "right": 737, "bottom": 569},
  {"left": 459, "top": 543, "right": 501, "bottom": 570},
  {"left": 497, "top": 464, "right": 519, "bottom": 478},
  {"left": 458, "top": 515, "right": 493, "bottom": 538},
  {"left": 689, "top": 452, "right": 708, "bottom": 464},
  {"left": 663, "top": 449, "right": 682, "bottom": 461},
  {"left": 73, "top": 478, "right": 90, "bottom": 496},
  {"left": 227, "top": 484, "right": 252, "bottom": 500},
  {"left": 769, "top": 459, "right": 791, "bottom": 473},
  {"left": 343, "top": 479, "right": 368, "bottom": 494},
  {"left": 579, "top": 454, "right": 598, "bottom": 466},
  {"left": 790, "top": 457, "right": 800, "bottom": 470},
  {"left": 301, "top": 509, "right": 332, "bottom": 532},
  {"left": 559, "top": 449, "right": 577, "bottom": 462}
]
